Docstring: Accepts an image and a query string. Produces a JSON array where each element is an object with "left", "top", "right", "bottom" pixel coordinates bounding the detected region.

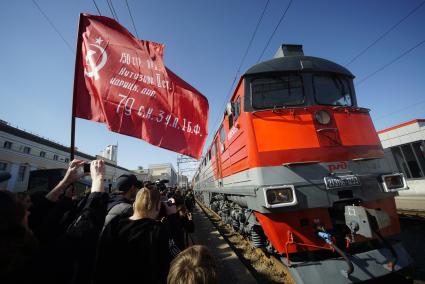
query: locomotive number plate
[{"left": 324, "top": 175, "right": 361, "bottom": 189}]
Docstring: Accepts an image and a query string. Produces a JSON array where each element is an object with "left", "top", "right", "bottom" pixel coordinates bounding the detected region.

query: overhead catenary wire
[
  {"left": 105, "top": 0, "right": 115, "bottom": 19},
  {"left": 125, "top": 0, "right": 140, "bottom": 38},
  {"left": 374, "top": 98, "right": 425, "bottom": 121},
  {"left": 105, "top": 0, "right": 118, "bottom": 21},
  {"left": 357, "top": 39, "right": 425, "bottom": 122},
  {"left": 108, "top": 0, "right": 120, "bottom": 22},
  {"left": 32, "top": 0, "right": 74, "bottom": 53},
  {"left": 345, "top": 0, "right": 425, "bottom": 67},
  {"left": 234, "top": 0, "right": 270, "bottom": 83},
  {"left": 92, "top": 0, "right": 102, "bottom": 16},
  {"left": 257, "top": 0, "right": 293, "bottom": 63},
  {"left": 350, "top": 2, "right": 425, "bottom": 126},
  {"left": 210, "top": 0, "right": 271, "bottom": 136},
  {"left": 356, "top": 38, "right": 425, "bottom": 86}
]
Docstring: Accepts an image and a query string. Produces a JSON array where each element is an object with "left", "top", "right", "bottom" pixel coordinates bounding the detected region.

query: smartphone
[{"left": 83, "top": 163, "right": 91, "bottom": 173}]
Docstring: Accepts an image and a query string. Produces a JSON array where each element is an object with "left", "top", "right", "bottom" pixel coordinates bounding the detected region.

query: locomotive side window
[
  {"left": 313, "top": 75, "right": 352, "bottom": 106},
  {"left": 251, "top": 75, "right": 303, "bottom": 109},
  {"left": 228, "top": 113, "right": 234, "bottom": 129},
  {"left": 234, "top": 96, "right": 241, "bottom": 121},
  {"left": 219, "top": 126, "right": 226, "bottom": 152},
  {"left": 211, "top": 141, "right": 215, "bottom": 157},
  {"left": 228, "top": 96, "right": 241, "bottom": 129}
]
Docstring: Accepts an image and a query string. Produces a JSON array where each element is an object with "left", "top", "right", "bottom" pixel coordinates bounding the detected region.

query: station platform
[
  {"left": 396, "top": 194, "right": 425, "bottom": 211},
  {"left": 190, "top": 204, "right": 258, "bottom": 284}
]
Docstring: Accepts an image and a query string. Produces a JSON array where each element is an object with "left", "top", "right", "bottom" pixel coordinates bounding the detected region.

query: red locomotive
[{"left": 193, "top": 45, "right": 412, "bottom": 283}]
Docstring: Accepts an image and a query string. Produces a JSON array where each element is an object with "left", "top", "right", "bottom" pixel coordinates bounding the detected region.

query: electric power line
[
  {"left": 235, "top": 0, "right": 270, "bottom": 80},
  {"left": 257, "top": 0, "right": 293, "bottom": 63},
  {"left": 210, "top": 0, "right": 271, "bottom": 136},
  {"left": 105, "top": 0, "right": 115, "bottom": 19},
  {"left": 92, "top": 0, "right": 102, "bottom": 16},
  {"left": 345, "top": 1, "right": 425, "bottom": 67},
  {"left": 32, "top": 0, "right": 74, "bottom": 53},
  {"left": 125, "top": 0, "right": 139, "bottom": 38},
  {"left": 224, "top": 0, "right": 270, "bottom": 103},
  {"left": 374, "top": 99, "right": 425, "bottom": 121},
  {"left": 108, "top": 0, "right": 120, "bottom": 22},
  {"left": 105, "top": 0, "right": 118, "bottom": 21},
  {"left": 356, "top": 38, "right": 425, "bottom": 86}
]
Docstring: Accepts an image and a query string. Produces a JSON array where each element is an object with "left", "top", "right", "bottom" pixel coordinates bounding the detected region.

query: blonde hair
[
  {"left": 167, "top": 245, "right": 217, "bottom": 284},
  {"left": 134, "top": 187, "right": 160, "bottom": 214}
]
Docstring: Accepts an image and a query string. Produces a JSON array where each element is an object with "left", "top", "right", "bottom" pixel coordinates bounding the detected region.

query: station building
[
  {"left": 178, "top": 174, "right": 189, "bottom": 189},
  {"left": 132, "top": 167, "right": 151, "bottom": 182},
  {"left": 377, "top": 119, "right": 425, "bottom": 210},
  {"left": 0, "top": 120, "right": 132, "bottom": 192},
  {"left": 149, "top": 163, "right": 178, "bottom": 187}
]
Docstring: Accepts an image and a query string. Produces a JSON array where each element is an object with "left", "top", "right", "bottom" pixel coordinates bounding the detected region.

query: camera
[
  {"left": 83, "top": 163, "right": 91, "bottom": 173},
  {"left": 158, "top": 198, "right": 175, "bottom": 219},
  {"left": 155, "top": 179, "right": 169, "bottom": 191}
]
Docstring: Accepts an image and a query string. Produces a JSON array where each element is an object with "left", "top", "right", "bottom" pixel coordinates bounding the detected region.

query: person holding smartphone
[
  {"left": 177, "top": 203, "right": 195, "bottom": 248},
  {"left": 166, "top": 196, "right": 195, "bottom": 250}
]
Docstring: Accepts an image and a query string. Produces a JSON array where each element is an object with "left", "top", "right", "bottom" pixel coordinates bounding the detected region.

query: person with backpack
[
  {"left": 94, "top": 186, "right": 180, "bottom": 284},
  {"left": 103, "top": 174, "right": 142, "bottom": 227}
]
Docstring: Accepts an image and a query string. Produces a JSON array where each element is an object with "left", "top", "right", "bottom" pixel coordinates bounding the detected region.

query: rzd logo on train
[{"left": 327, "top": 161, "right": 347, "bottom": 172}]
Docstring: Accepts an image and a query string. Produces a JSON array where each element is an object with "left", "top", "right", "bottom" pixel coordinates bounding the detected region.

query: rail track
[
  {"left": 397, "top": 209, "right": 425, "bottom": 283},
  {"left": 196, "top": 199, "right": 295, "bottom": 284},
  {"left": 196, "top": 199, "right": 425, "bottom": 283}
]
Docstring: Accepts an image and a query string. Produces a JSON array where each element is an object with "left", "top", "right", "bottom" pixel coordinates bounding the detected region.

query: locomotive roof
[{"left": 244, "top": 56, "right": 354, "bottom": 78}]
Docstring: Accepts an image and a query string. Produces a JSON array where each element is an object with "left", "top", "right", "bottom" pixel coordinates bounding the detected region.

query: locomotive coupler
[
  {"left": 344, "top": 205, "right": 391, "bottom": 238},
  {"left": 344, "top": 205, "right": 398, "bottom": 270}
]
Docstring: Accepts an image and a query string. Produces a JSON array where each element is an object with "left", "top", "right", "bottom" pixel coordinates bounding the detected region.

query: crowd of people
[{"left": 0, "top": 159, "right": 217, "bottom": 284}]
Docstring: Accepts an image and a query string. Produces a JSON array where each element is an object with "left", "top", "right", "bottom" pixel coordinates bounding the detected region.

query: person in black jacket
[
  {"left": 94, "top": 186, "right": 180, "bottom": 284},
  {"left": 1, "top": 159, "right": 109, "bottom": 284},
  {"left": 176, "top": 203, "right": 195, "bottom": 248},
  {"left": 184, "top": 190, "right": 195, "bottom": 213},
  {"left": 64, "top": 160, "right": 109, "bottom": 284},
  {"left": 30, "top": 159, "right": 109, "bottom": 284},
  {"left": 103, "top": 174, "right": 142, "bottom": 228},
  {"left": 0, "top": 190, "right": 38, "bottom": 284}
]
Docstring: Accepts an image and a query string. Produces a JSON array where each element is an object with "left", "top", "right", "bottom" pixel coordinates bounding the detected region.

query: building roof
[
  {"left": 377, "top": 119, "right": 425, "bottom": 134},
  {"left": 0, "top": 120, "right": 129, "bottom": 171}
]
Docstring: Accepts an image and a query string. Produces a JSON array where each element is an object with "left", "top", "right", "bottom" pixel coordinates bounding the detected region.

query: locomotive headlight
[
  {"left": 315, "top": 110, "right": 331, "bottom": 125},
  {"left": 263, "top": 185, "right": 297, "bottom": 208},
  {"left": 381, "top": 173, "right": 408, "bottom": 192}
]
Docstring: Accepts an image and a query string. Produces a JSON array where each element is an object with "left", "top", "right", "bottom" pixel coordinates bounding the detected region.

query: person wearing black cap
[{"left": 104, "top": 174, "right": 142, "bottom": 227}]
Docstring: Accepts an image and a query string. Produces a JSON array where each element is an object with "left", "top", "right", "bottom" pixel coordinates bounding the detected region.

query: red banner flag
[{"left": 73, "top": 14, "right": 208, "bottom": 159}]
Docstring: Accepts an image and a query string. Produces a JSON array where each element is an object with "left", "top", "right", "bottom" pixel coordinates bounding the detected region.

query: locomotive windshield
[
  {"left": 313, "top": 74, "right": 353, "bottom": 106},
  {"left": 251, "top": 74, "right": 304, "bottom": 110}
]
